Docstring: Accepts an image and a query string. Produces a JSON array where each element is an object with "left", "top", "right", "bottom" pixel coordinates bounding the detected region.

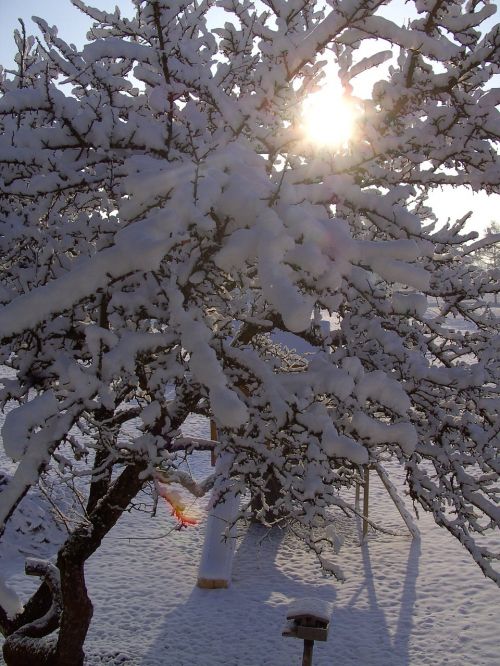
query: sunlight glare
[{"left": 303, "top": 82, "right": 358, "bottom": 148}]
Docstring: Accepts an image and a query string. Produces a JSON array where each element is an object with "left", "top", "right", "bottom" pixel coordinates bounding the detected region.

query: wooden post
[
  {"left": 210, "top": 419, "right": 217, "bottom": 467},
  {"left": 302, "top": 639, "right": 314, "bottom": 666},
  {"left": 355, "top": 480, "right": 360, "bottom": 510},
  {"left": 362, "top": 465, "right": 370, "bottom": 539},
  {"left": 374, "top": 463, "right": 420, "bottom": 539}
]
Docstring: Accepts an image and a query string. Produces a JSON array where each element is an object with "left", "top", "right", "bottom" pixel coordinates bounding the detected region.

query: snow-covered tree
[
  {"left": 0, "top": 0, "right": 499, "bottom": 664},
  {"left": 470, "top": 221, "right": 500, "bottom": 301},
  {"left": 473, "top": 221, "right": 500, "bottom": 265}
]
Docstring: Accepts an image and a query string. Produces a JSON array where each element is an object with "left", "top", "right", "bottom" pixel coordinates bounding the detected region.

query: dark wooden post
[
  {"left": 362, "top": 465, "right": 370, "bottom": 539},
  {"left": 210, "top": 419, "right": 217, "bottom": 467},
  {"left": 302, "top": 639, "right": 314, "bottom": 666}
]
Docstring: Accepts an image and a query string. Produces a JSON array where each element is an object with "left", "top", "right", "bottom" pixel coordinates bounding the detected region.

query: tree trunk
[
  {"left": 86, "top": 407, "right": 116, "bottom": 515},
  {"left": 54, "top": 461, "right": 147, "bottom": 666},
  {"left": 250, "top": 467, "right": 283, "bottom": 524},
  {"left": 54, "top": 557, "right": 92, "bottom": 666},
  {"left": 2, "top": 462, "right": 147, "bottom": 666},
  {"left": 2, "top": 637, "right": 56, "bottom": 666},
  {"left": 2, "top": 563, "right": 60, "bottom": 666},
  {"left": 86, "top": 447, "right": 113, "bottom": 515}
]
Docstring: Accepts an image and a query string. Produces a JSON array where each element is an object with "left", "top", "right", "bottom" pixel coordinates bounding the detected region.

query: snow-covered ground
[{"left": 1, "top": 410, "right": 498, "bottom": 666}]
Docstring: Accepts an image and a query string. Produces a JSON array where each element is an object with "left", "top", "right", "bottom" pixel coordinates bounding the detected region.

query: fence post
[
  {"left": 362, "top": 466, "right": 370, "bottom": 539},
  {"left": 210, "top": 419, "right": 217, "bottom": 467}
]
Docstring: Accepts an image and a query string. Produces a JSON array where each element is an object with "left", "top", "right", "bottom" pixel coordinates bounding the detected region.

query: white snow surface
[
  {"left": 0, "top": 413, "right": 499, "bottom": 665},
  {"left": 286, "top": 597, "right": 333, "bottom": 622},
  {"left": 0, "top": 578, "right": 23, "bottom": 621}
]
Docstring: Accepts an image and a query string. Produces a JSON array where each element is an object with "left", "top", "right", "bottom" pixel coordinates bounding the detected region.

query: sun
[{"left": 302, "top": 82, "right": 358, "bottom": 148}]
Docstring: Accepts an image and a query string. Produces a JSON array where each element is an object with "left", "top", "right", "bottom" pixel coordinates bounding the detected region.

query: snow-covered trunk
[
  {"left": 2, "top": 561, "right": 61, "bottom": 666},
  {"left": 197, "top": 453, "right": 240, "bottom": 589},
  {"left": 3, "top": 636, "right": 56, "bottom": 666}
]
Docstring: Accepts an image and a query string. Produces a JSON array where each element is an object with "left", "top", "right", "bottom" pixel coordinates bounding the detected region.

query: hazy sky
[
  {"left": 0, "top": 0, "right": 498, "bottom": 236},
  {"left": 0, "top": 0, "right": 135, "bottom": 65}
]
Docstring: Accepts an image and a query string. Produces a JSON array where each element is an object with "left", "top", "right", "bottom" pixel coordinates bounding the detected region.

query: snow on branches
[{"left": 0, "top": 0, "right": 499, "bottom": 616}]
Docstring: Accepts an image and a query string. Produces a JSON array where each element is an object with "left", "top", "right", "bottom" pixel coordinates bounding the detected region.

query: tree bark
[
  {"left": 86, "top": 407, "right": 116, "bottom": 515},
  {"left": 2, "top": 561, "right": 61, "bottom": 666},
  {"left": 86, "top": 447, "right": 113, "bottom": 515},
  {"left": 54, "top": 558, "right": 92, "bottom": 666},
  {"left": 250, "top": 466, "right": 283, "bottom": 524},
  {"left": 2, "top": 462, "right": 147, "bottom": 666},
  {"left": 55, "top": 461, "right": 147, "bottom": 666}
]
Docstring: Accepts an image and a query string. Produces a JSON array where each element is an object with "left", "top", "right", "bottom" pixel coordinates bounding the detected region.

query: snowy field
[{"left": 1, "top": 408, "right": 499, "bottom": 666}]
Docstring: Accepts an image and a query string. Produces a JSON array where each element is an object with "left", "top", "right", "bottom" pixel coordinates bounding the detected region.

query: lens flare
[
  {"left": 156, "top": 481, "right": 199, "bottom": 528},
  {"left": 303, "top": 83, "right": 358, "bottom": 148}
]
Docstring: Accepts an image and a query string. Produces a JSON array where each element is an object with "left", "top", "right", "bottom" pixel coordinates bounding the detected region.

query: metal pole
[{"left": 302, "top": 639, "right": 314, "bottom": 666}]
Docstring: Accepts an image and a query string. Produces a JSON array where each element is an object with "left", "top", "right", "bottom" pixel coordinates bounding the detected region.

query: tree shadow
[
  {"left": 328, "top": 517, "right": 421, "bottom": 666},
  {"left": 137, "top": 519, "right": 420, "bottom": 666},
  {"left": 140, "top": 523, "right": 338, "bottom": 666}
]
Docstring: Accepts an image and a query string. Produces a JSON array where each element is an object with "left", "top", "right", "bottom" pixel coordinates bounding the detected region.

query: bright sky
[
  {"left": 0, "top": 0, "right": 498, "bottom": 236},
  {"left": 0, "top": 0, "right": 134, "bottom": 57}
]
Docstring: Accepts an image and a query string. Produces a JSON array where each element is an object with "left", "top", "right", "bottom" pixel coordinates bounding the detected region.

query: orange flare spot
[{"left": 156, "top": 482, "right": 198, "bottom": 527}]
